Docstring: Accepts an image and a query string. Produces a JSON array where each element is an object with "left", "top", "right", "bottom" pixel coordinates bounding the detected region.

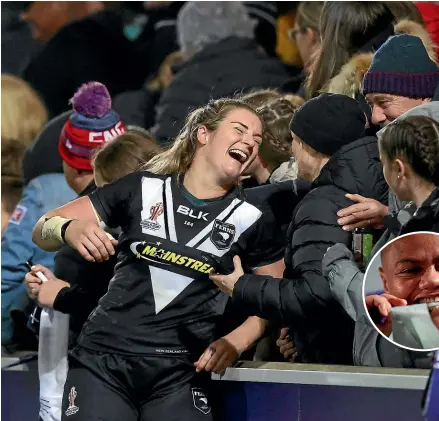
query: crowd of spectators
[{"left": 2, "top": 1, "right": 439, "bottom": 420}]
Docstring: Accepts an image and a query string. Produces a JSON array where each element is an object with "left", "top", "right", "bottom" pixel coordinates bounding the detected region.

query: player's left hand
[
  {"left": 194, "top": 337, "right": 240, "bottom": 375},
  {"left": 209, "top": 255, "right": 244, "bottom": 296}
]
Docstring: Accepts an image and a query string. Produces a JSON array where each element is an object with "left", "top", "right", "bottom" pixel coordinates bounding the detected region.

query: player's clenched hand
[
  {"left": 337, "top": 194, "right": 388, "bottom": 231},
  {"left": 194, "top": 337, "right": 240, "bottom": 375},
  {"left": 64, "top": 220, "right": 118, "bottom": 263},
  {"left": 209, "top": 255, "right": 244, "bottom": 296}
]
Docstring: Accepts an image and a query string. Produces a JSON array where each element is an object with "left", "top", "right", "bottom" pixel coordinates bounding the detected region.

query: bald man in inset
[{"left": 367, "top": 233, "right": 439, "bottom": 335}]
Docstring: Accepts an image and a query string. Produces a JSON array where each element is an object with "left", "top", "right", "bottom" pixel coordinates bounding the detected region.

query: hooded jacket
[
  {"left": 151, "top": 36, "right": 290, "bottom": 144},
  {"left": 232, "top": 136, "right": 388, "bottom": 364}
]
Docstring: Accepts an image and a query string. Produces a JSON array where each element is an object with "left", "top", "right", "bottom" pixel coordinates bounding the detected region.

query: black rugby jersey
[{"left": 78, "top": 171, "right": 284, "bottom": 356}]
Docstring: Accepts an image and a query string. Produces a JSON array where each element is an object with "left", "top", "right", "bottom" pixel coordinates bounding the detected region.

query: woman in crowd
[
  {"left": 282, "top": 1, "right": 323, "bottom": 96},
  {"left": 306, "top": 2, "right": 395, "bottom": 100},
  {"left": 1, "top": 74, "right": 48, "bottom": 148},
  {"left": 379, "top": 116, "right": 439, "bottom": 233},
  {"left": 210, "top": 93, "right": 388, "bottom": 364},
  {"left": 290, "top": 1, "right": 322, "bottom": 73},
  {"left": 31, "top": 98, "right": 285, "bottom": 421}
]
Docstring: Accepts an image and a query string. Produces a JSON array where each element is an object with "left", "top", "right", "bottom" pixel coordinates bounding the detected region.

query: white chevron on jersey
[
  {"left": 140, "top": 176, "right": 263, "bottom": 313},
  {"left": 150, "top": 266, "right": 194, "bottom": 313},
  {"left": 165, "top": 177, "right": 178, "bottom": 242}
]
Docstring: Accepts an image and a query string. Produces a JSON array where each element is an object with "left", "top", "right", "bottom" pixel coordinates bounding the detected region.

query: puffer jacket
[{"left": 232, "top": 136, "right": 388, "bottom": 364}]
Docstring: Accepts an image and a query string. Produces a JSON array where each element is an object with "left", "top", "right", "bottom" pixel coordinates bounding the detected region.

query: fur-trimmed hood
[{"left": 324, "top": 20, "right": 438, "bottom": 98}]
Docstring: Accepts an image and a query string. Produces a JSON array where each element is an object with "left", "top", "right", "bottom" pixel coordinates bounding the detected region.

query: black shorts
[{"left": 61, "top": 346, "right": 214, "bottom": 421}]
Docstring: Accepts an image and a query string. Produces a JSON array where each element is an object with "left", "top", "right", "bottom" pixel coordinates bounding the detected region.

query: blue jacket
[{"left": 1, "top": 173, "right": 75, "bottom": 347}]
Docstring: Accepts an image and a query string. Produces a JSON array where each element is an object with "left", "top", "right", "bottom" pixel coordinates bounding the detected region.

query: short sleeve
[
  {"left": 88, "top": 172, "right": 142, "bottom": 228},
  {"left": 242, "top": 205, "right": 286, "bottom": 269}
]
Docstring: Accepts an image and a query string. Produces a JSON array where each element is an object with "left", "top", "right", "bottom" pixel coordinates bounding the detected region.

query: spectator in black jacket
[
  {"left": 151, "top": 1, "right": 290, "bottom": 145},
  {"left": 211, "top": 94, "right": 388, "bottom": 364}
]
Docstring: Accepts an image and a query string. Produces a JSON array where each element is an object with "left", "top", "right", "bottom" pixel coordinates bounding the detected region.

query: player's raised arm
[{"left": 32, "top": 196, "right": 117, "bottom": 262}]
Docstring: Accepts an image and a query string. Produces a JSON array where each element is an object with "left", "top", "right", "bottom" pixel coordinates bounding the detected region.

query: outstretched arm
[
  {"left": 196, "top": 259, "right": 284, "bottom": 374},
  {"left": 32, "top": 196, "right": 117, "bottom": 262}
]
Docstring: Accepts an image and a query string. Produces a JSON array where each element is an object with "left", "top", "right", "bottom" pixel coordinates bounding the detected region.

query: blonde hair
[
  {"left": 143, "top": 98, "right": 262, "bottom": 175},
  {"left": 1, "top": 74, "right": 48, "bottom": 146}
]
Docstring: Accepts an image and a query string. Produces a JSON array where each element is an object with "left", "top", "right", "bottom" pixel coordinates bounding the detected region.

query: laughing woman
[{"left": 31, "top": 98, "right": 285, "bottom": 421}]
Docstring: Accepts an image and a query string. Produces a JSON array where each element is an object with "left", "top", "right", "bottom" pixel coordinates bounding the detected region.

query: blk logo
[{"left": 177, "top": 205, "right": 209, "bottom": 221}]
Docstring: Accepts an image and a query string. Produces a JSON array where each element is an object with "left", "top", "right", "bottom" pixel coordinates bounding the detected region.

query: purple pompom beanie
[{"left": 59, "top": 81, "right": 126, "bottom": 171}]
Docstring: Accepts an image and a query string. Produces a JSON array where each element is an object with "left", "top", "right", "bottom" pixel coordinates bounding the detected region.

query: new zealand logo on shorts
[
  {"left": 192, "top": 388, "right": 211, "bottom": 414},
  {"left": 210, "top": 220, "right": 236, "bottom": 250},
  {"left": 141, "top": 202, "right": 164, "bottom": 231}
]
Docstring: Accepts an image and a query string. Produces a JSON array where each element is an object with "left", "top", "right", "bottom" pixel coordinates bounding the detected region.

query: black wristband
[{"left": 60, "top": 220, "right": 75, "bottom": 243}]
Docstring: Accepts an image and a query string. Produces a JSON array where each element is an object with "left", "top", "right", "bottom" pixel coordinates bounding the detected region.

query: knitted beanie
[
  {"left": 59, "top": 82, "right": 126, "bottom": 171},
  {"left": 289, "top": 94, "right": 366, "bottom": 156},
  {"left": 363, "top": 34, "right": 439, "bottom": 98}
]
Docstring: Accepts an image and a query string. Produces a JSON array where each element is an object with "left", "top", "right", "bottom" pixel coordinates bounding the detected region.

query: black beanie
[{"left": 289, "top": 94, "right": 366, "bottom": 156}]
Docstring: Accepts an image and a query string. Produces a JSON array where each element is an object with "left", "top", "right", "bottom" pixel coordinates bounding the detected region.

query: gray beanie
[{"left": 177, "top": 1, "right": 256, "bottom": 58}]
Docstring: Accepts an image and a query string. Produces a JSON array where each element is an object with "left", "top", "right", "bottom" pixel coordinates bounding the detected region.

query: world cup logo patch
[
  {"left": 65, "top": 386, "right": 79, "bottom": 416},
  {"left": 141, "top": 202, "right": 164, "bottom": 231}
]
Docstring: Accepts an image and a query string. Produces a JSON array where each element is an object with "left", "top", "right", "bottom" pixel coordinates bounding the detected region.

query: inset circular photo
[{"left": 363, "top": 232, "right": 439, "bottom": 351}]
